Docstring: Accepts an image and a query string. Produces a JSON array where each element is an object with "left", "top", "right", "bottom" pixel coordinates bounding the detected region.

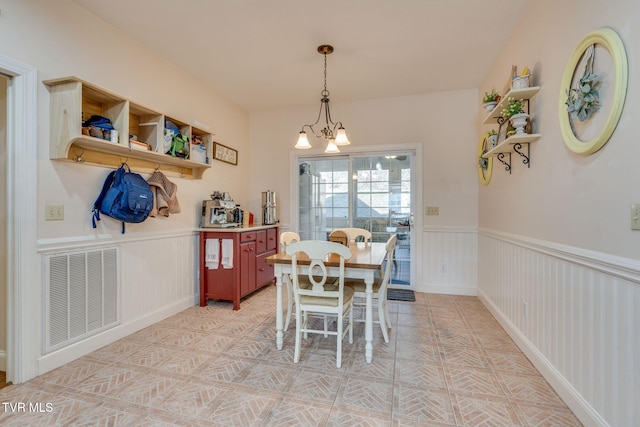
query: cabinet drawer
[
  {"left": 266, "top": 228, "right": 278, "bottom": 251},
  {"left": 240, "top": 231, "right": 257, "bottom": 243},
  {"left": 256, "top": 230, "right": 267, "bottom": 254},
  {"left": 256, "top": 250, "right": 275, "bottom": 287}
]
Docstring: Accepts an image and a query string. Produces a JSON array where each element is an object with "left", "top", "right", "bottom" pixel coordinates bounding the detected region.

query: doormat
[{"left": 387, "top": 289, "right": 415, "bottom": 302}]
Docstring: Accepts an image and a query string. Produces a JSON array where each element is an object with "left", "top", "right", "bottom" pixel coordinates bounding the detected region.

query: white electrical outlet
[
  {"left": 632, "top": 204, "right": 640, "bottom": 230},
  {"left": 45, "top": 204, "right": 64, "bottom": 221}
]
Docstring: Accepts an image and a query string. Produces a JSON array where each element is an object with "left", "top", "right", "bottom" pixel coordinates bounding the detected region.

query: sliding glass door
[{"left": 297, "top": 151, "right": 414, "bottom": 288}]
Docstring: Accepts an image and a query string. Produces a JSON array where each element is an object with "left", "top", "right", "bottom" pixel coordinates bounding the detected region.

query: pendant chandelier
[{"left": 295, "top": 44, "right": 351, "bottom": 153}]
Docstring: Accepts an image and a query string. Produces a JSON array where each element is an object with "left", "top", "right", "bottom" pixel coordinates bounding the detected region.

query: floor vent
[{"left": 45, "top": 247, "right": 119, "bottom": 353}]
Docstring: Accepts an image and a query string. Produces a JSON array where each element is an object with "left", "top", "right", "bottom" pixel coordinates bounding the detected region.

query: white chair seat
[{"left": 300, "top": 286, "right": 353, "bottom": 307}]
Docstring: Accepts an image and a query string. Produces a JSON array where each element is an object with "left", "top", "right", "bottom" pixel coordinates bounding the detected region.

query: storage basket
[
  {"left": 512, "top": 75, "right": 531, "bottom": 90},
  {"left": 190, "top": 144, "right": 207, "bottom": 163}
]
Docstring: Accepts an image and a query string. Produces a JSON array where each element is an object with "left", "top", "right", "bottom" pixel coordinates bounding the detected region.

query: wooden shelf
[
  {"left": 44, "top": 76, "right": 213, "bottom": 179},
  {"left": 481, "top": 86, "right": 541, "bottom": 125},
  {"left": 483, "top": 133, "right": 541, "bottom": 158}
]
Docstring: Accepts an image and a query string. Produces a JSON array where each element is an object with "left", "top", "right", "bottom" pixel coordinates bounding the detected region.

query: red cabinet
[{"left": 199, "top": 226, "right": 278, "bottom": 310}]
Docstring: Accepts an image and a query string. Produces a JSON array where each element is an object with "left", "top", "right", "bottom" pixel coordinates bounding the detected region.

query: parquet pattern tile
[{"left": 0, "top": 285, "right": 582, "bottom": 426}]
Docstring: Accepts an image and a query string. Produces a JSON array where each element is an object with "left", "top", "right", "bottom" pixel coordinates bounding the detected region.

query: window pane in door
[{"left": 298, "top": 158, "right": 349, "bottom": 240}]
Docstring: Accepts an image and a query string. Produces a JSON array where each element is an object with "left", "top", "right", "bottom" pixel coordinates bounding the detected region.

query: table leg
[
  {"left": 365, "top": 275, "right": 373, "bottom": 363},
  {"left": 275, "top": 269, "right": 284, "bottom": 350}
]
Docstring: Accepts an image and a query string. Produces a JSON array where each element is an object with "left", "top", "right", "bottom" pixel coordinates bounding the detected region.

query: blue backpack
[{"left": 92, "top": 165, "right": 154, "bottom": 234}]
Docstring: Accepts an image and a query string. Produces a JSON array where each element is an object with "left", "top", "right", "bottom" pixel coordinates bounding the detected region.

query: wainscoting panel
[
  {"left": 478, "top": 229, "right": 638, "bottom": 427},
  {"left": 420, "top": 227, "right": 477, "bottom": 295},
  {"left": 118, "top": 234, "right": 197, "bottom": 322},
  {"left": 37, "top": 231, "right": 198, "bottom": 375}
]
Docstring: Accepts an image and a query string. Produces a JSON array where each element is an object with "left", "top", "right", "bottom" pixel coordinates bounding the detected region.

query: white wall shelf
[
  {"left": 480, "top": 84, "right": 541, "bottom": 174},
  {"left": 44, "top": 76, "right": 213, "bottom": 179},
  {"left": 481, "top": 86, "right": 541, "bottom": 125}
]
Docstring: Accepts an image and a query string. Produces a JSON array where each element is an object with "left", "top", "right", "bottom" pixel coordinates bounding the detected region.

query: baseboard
[
  {"left": 417, "top": 283, "right": 477, "bottom": 296},
  {"left": 37, "top": 295, "right": 194, "bottom": 376},
  {"left": 477, "top": 289, "right": 607, "bottom": 427}
]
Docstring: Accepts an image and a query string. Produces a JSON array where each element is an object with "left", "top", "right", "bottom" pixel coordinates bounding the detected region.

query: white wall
[
  {"left": 478, "top": 0, "right": 640, "bottom": 259},
  {"left": 478, "top": 1, "right": 640, "bottom": 425},
  {"left": 249, "top": 90, "right": 480, "bottom": 295},
  {"left": 249, "top": 90, "right": 479, "bottom": 228},
  {"left": 0, "top": 0, "right": 250, "bottom": 380},
  {"left": 0, "top": 0, "right": 252, "bottom": 240}
]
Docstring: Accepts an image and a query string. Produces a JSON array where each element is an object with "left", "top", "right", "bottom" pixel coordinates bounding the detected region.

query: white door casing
[{"left": 1, "top": 54, "right": 38, "bottom": 384}]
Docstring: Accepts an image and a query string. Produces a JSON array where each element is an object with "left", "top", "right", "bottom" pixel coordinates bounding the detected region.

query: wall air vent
[{"left": 44, "top": 247, "right": 119, "bottom": 353}]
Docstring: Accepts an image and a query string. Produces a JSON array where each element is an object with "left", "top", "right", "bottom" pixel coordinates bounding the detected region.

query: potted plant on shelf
[
  {"left": 482, "top": 88, "right": 500, "bottom": 112},
  {"left": 502, "top": 97, "right": 529, "bottom": 135}
]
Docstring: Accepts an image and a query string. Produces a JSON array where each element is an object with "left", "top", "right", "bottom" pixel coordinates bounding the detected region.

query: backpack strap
[{"left": 92, "top": 170, "right": 117, "bottom": 229}]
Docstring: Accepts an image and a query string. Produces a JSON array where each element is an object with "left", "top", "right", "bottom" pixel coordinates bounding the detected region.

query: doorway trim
[
  {"left": 1, "top": 55, "right": 38, "bottom": 384},
  {"left": 289, "top": 142, "right": 423, "bottom": 291}
]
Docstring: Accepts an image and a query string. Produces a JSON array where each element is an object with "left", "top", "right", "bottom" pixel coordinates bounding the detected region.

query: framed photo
[{"left": 213, "top": 142, "right": 238, "bottom": 165}]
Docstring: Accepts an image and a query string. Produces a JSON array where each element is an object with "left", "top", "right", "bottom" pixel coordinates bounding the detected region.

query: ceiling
[{"left": 73, "top": 0, "right": 529, "bottom": 112}]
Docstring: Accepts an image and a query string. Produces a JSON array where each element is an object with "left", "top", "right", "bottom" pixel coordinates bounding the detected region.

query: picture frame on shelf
[{"left": 213, "top": 142, "right": 238, "bottom": 165}]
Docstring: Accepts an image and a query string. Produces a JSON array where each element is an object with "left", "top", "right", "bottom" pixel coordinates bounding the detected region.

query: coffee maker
[
  {"left": 201, "top": 191, "right": 239, "bottom": 228},
  {"left": 262, "top": 190, "right": 278, "bottom": 225}
]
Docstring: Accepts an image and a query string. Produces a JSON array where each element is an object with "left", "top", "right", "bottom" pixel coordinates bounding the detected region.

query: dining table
[{"left": 265, "top": 241, "right": 387, "bottom": 364}]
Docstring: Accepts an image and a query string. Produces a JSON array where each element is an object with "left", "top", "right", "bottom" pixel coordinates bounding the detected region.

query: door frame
[
  {"left": 1, "top": 54, "right": 39, "bottom": 384},
  {"left": 289, "top": 142, "right": 423, "bottom": 291}
]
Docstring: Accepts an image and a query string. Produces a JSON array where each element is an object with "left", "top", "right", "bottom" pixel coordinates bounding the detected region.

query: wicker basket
[{"left": 512, "top": 75, "right": 531, "bottom": 90}]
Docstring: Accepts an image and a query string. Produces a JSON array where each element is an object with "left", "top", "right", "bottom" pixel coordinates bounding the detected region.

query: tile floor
[{"left": 0, "top": 286, "right": 582, "bottom": 426}]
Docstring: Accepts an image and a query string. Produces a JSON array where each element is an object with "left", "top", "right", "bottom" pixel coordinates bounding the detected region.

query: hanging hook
[
  {"left": 155, "top": 164, "right": 161, "bottom": 172},
  {"left": 74, "top": 148, "right": 85, "bottom": 163},
  {"left": 120, "top": 157, "right": 128, "bottom": 166}
]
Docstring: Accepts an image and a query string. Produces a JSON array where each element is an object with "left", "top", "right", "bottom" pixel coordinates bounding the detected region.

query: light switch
[
  {"left": 632, "top": 204, "right": 640, "bottom": 230},
  {"left": 425, "top": 206, "right": 439, "bottom": 216}
]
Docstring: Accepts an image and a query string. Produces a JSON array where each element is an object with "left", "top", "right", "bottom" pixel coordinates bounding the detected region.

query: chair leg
[
  {"left": 378, "top": 299, "right": 390, "bottom": 343},
  {"left": 284, "top": 279, "right": 293, "bottom": 332},
  {"left": 294, "top": 310, "right": 302, "bottom": 363},
  {"left": 384, "top": 300, "right": 392, "bottom": 329},
  {"left": 303, "top": 312, "right": 308, "bottom": 339},
  {"left": 323, "top": 315, "right": 329, "bottom": 337},
  {"left": 336, "top": 313, "right": 343, "bottom": 368},
  {"left": 348, "top": 305, "right": 353, "bottom": 344}
]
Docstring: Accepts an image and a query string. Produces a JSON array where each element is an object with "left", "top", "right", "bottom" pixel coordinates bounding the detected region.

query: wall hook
[{"left": 74, "top": 148, "right": 85, "bottom": 163}]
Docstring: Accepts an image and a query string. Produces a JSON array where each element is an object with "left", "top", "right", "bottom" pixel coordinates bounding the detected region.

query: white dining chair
[
  {"left": 280, "top": 231, "right": 300, "bottom": 252},
  {"left": 345, "top": 234, "right": 396, "bottom": 343},
  {"left": 336, "top": 227, "right": 372, "bottom": 243},
  {"left": 286, "top": 240, "right": 354, "bottom": 368},
  {"left": 328, "top": 229, "right": 349, "bottom": 246}
]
